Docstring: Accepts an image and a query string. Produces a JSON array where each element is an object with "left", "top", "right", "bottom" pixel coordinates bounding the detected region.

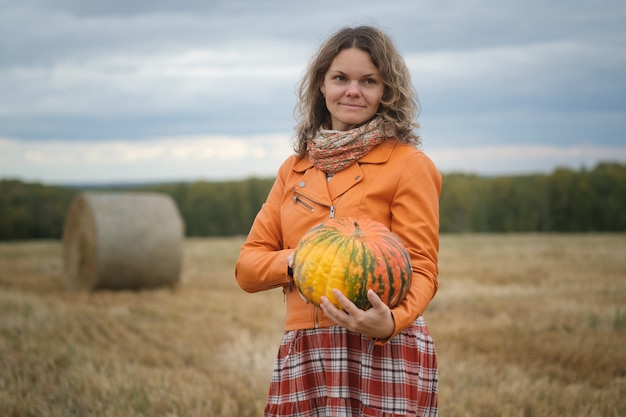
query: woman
[{"left": 236, "top": 25, "right": 442, "bottom": 416}]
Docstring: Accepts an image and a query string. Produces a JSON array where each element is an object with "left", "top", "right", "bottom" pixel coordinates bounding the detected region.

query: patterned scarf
[{"left": 307, "top": 117, "right": 386, "bottom": 174}]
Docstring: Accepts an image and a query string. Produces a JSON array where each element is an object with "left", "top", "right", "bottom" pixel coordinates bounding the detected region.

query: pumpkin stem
[{"left": 351, "top": 220, "right": 364, "bottom": 238}]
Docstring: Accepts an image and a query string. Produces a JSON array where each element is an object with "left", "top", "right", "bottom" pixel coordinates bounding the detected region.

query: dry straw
[{"left": 62, "top": 192, "right": 185, "bottom": 290}]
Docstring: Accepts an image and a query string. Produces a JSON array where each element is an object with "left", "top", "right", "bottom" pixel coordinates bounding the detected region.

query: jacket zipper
[
  {"left": 292, "top": 188, "right": 337, "bottom": 219},
  {"left": 292, "top": 194, "right": 314, "bottom": 212}
]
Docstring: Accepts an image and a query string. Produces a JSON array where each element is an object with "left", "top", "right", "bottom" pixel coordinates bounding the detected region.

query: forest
[{"left": 1, "top": 161, "right": 624, "bottom": 240}]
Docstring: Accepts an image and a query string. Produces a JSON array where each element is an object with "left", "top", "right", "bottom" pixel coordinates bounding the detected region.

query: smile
[{"left": 340, "top": 103, "right": 364, "bottom": 109}]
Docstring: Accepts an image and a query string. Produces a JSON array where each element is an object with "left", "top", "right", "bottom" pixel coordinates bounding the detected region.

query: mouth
[{"left": 340, "top": 103, "right": 364, "bottom": 110}]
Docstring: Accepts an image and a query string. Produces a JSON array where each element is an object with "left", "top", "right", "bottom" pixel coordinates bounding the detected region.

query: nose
[{"left": 345, "top": 81, "right": 361, "bottom": 97}]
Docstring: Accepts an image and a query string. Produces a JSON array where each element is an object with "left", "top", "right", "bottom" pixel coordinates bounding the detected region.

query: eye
[
  {"left": 333, "top": 75, "right": 346, "bottom": 82},
  {"left": 362, "top": 78, "right": 378, "bottom": 86}
]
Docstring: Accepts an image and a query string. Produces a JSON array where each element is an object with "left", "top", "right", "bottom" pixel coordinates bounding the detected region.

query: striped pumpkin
[{"left": 292, "top": 217, "right": 412, "bottom": 310}]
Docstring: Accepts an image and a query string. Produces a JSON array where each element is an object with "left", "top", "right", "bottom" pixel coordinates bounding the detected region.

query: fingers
[
  {"left": 320, "top": 294, "right": 348, "bottom": 327},
  {"left": 331, "top": 289, "right": 360, "bottom": 315},
  {"left": 320, "top": 288, "right": 395, "bottom": 339},
  {"left": 367, "top": 289, "right": 386, "bottom": 310}
]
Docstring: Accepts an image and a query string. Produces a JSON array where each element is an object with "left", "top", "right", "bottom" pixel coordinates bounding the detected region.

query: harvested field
[{"left": 1, "top": 234, "right": 625, "bottom": 416}]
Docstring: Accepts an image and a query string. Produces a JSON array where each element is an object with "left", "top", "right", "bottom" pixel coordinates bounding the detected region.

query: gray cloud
[{"left": 0, "top": 0, "right": 624, "bottom": 181}]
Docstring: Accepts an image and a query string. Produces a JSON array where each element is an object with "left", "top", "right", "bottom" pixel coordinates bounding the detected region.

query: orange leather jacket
[{"left": 235, "top": 140, "right": 442, "bottom": 344}]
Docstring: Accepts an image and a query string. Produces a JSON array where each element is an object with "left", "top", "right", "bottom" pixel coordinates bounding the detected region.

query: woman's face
[{"left": 320, "top": 47, "right": 384, "bottom": 131}]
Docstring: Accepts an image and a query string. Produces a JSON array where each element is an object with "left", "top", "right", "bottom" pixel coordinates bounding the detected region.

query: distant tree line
[
  {"left": 439, "top": 162, "right": 626, "bottom": 232},
  {"left": 1, "top": 162, "right": 624, "bottom": 240}
]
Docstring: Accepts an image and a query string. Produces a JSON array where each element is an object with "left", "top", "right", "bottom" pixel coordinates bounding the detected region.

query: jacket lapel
[{"left": 291, "top": 141, "right": 397, "bottom": 202}]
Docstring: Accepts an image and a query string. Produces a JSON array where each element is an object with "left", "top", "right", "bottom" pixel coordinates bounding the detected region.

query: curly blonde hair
[{"left": 293, "top": 25, "right": 420, "bottom": 156}]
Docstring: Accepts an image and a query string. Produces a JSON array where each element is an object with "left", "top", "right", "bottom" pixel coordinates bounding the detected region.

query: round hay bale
[{"left": 62, "top": 191, "right": 184, "bottom": 290}]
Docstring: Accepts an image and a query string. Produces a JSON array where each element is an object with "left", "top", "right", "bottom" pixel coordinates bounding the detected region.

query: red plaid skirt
[{"left": 265, "top": 316, "right": 438, "bottom": 416}]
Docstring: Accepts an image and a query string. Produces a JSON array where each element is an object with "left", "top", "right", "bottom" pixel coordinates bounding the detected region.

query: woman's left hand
[{"left": 320, "top": 289, "right": 395, "bottom": 340}]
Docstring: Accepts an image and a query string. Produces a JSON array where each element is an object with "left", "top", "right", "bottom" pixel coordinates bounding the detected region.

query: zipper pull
[{"left": 329, "top": 205, "right": 336, "bottom": 219}]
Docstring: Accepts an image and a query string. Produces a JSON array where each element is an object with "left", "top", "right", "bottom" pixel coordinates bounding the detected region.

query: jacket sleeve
[
  {"left": 235, "top": 157, "right": 295, "bottom": 293},
  {"left": 378, "top": 151, "right": 442, "bottom": 344}
]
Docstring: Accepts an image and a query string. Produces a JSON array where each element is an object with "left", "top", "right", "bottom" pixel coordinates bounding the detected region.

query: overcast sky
[{"left": 1, "top": 0, "right": 624, "bottom": 184}]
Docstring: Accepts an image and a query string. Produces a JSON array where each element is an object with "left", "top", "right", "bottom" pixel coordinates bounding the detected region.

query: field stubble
[{"left": 0, "top": 234, "right": 625, "bottom": 416}]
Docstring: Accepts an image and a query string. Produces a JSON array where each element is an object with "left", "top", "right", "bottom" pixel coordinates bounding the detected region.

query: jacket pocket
[{"left": 291, "top": 192, "right": 315, "bottom": 213}]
